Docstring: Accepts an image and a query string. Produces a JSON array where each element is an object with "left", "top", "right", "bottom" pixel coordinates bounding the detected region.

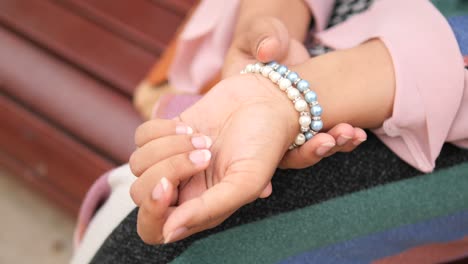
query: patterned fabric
[
  {"left": 90, "top": 133, "right": 468, "bottom": 263},
  {"left": 307, "top": 0, "right": 373, "bottom": 56}
]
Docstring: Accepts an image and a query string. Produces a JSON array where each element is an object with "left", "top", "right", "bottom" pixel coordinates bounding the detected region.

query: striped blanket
[{"left": 90, "top": 133, "right": 468, "bottom": 263}]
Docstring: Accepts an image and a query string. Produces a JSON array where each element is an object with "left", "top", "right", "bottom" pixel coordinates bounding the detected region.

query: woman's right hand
[
  {"left": 130, "top": 56, "right": 369, "bottom": 243},
  {"left": 130, "top": 73, "right": 300, "bottom": 244},
  {"left": 222, "top": 16, "right": 367, "bottom": 169}
]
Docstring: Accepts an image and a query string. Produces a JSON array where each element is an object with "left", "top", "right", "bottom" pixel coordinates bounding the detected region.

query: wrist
[
  {"left": 254, "top": 75, "right": 303, "bottom": 145},
  {"left": 241, "top": 64, "right": 322, "bottom": 149},
  {"left": 290, "top": 39, "right": 396, "bottom": 130}
]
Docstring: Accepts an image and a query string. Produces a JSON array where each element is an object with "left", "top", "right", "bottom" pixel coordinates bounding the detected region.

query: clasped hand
[{"left": 129, "top": 17, "right": 366, "bottom": 244}]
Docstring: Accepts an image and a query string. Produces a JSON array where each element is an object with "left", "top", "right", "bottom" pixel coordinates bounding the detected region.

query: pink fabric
[
  {"left": 315, "top": 0, "right": 466, "bottom": 172},
  {"left": 169, "top": 0, "right": 332, "bottom": 93},
  {"left": 168, "top": 0, "right": 240, "bottom": 93},
  {"left": 74, "top": 172, "right": 111, "bottom": 248},
  {"left": 304, "top": 0, "right": 335, "bottom": 32},
  {"left": 152, "top": 94, "right": 203, "bottom": 119},
  {"left": 169, "top": 0, "right": 468, "bottom": 172}
]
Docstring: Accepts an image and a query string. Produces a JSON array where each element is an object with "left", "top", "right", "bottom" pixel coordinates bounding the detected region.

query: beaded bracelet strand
[{"left": 241, "top": 61, "right": 323, "bottom": 149}]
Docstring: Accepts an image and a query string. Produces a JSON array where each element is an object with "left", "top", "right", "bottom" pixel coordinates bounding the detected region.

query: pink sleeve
[
  {"left": 168, "top": 0, "right": 334, "bottom": 93},
  {"left": 315, "top": 0, "right": 466, "bottom": 172},
  {"left": 168, "top": 0, "right": 240, "bottom": 93},
  {"left": 304, "top": 0, "right": 335, "bottom": 32}
]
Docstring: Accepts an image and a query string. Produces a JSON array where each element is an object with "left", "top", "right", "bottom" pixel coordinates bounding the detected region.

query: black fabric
[
  {"left": 91, "top": 133, "right": 468, "bottom": 264},
  {"left": 307, "top": 0, "right": 374, "bottom": 59}
]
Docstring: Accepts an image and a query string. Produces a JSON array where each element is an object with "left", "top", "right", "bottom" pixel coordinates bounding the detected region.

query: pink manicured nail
[
  {"left": 337, "top": 135, "right": 352, "bottom": 146},
  {"left": 316, "top": 142, "right": 335, "bottom": 156},
  {"left": 256, "top": 38, "right": 269, "bottom": 56},
  {"left": 151, "top": 177, "right": 169, "bottom": 201},
  {"left": 189, "top": 149, "right": 211, "bottom": 165},
  {"left": 176, "top": 125, "right": 193, "bottom": 135},
  {"left": 352, "top": 138, "right": 367, "bottom": 146},
  {"left": 164, "top": 226, "right": 188, "bottom": 244},
  {"left": 191, "top": 136, "right": 212, "bottom": 149}
]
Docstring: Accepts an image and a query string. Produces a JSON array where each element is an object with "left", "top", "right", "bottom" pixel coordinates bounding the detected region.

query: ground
[{"left": 0, "top": 169, "right": 75, "bottom": 264}]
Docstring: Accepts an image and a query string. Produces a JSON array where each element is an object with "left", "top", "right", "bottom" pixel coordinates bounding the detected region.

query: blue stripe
[
  {"left": 279, "top": 210, "right": 468, "bottom": 264},
  {"left": 447, "top": 16, "right": 468, "bottom": 56}
]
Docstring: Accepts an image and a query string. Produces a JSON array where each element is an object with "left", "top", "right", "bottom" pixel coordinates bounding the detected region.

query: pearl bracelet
[{"left": 241, "top": 61, "right": 323, "bottom": 149}]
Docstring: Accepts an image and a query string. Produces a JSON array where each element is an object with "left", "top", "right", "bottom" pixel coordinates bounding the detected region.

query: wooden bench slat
[
  {"left": 0, "top": 94, "right": 114, "bottom": 215},
  {"left": 152, "top": 0, "right": 196, "bottom": 15},
  {"left": 0, "top": 27, "right": 142, "bottom": 163},
  {"left": 0, "top": 0, "right": 156, "bottom": 95},
  {"left": 58, "top": 0, "right": 184, "bottom": 54}
]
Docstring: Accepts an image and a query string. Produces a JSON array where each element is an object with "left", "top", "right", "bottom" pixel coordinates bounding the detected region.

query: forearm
[
  {"left": 235, "top": 0, "right": 311, "bottom": 42},
  {"left": 291, "top": 39, "right": 396, "bottom": 130}
]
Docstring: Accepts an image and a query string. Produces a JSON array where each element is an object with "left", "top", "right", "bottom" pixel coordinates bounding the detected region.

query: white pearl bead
[
  {"left": 269, "top": 71, "right": 281, "bottom": 83},
  {"left": 253, "top": 63, "right": 262, "bottom": 73},
  {"left": 287, "top": 88, "right": 300, "bottom": 100},
  {"left": 295, "top": 133, "right": 306, "bottom": 145},
  {"left": 278, "top": 78, "right": 292, "bottom": 91},
  {"left": 261, "top": 66, "right": 273, "bottom": 77},
  {"left": 245, "top": 64, "right": 254, "bottom": 73},
  {"left": 299, "top": 115, "right": 312, "bottom": 127},
  {"left": 294, "top": 99, "right": 308, "bottom": 112}
]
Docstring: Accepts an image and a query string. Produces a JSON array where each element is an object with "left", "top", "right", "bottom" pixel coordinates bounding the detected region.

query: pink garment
[
  {"left": 152, "top": 94, "right": 203, "bottom": 119},
  {"left": 74, "top": 172, "right": 111, "bottom": 248},
  {"left": 168, "top": 0, "right": 468, "bottom": 172}
]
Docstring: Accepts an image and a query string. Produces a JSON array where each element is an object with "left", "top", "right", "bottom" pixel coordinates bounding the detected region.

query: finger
[
  {"left": 339, "top": 127, "right": 367, "bottom": 152},
  {"left": 259, "top": 182, "right": 273, "bottom": 198},
  {"left": 136, "top": 177, "right": 175, "bottom": 244},
  {"left": 135, "top": 119, "right": 194, "bottom": 147},
  {"left": 241, "top": 17, "right": 289, "bottom": 63},
  {"left": 163, "top": 164, "right": 272, "bottom": 243},
  {"left": 163, "top": 209, "right": 235, "bottom": 244},
  {"left": 279, "top": 133, "right": 336, "bottom": 169},
  {"left": 323, "top": 124, "right": 363, "bottom": 157},
  {"left": 352, "top": 127, "right": 367, "bottom": 146},
  {"left": 129, "top": 134, "right": 212, "bottom": 176},
  {"left": 323, "top": 123, "right": 355, "bottom": 156},
  {"left": 130, "top": 149, "right": 211, "bottom": 206},
  {"left": 281, "top": 38, "right": 310, "bottom": 65}
]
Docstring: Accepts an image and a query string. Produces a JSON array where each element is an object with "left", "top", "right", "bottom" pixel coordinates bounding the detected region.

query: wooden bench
[{"left": 0, "top": 0, "right": 193, "bottom": 216}]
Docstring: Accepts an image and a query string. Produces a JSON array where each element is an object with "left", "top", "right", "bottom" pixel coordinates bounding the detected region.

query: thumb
[
  {"left": 242, "top": 17, "right": 290, "bottom": 63},
  {"left": 162, "top": 162, "right": 274, "bottom": 243},
  {"left": 259, "top": 182, "right": 273, "bottom": 198}
]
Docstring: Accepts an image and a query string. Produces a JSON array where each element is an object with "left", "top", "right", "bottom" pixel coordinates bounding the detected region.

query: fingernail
[
  {"left": 336, "top": 135, "right": 352, "bottom": 146},
  {"left": 316, "top": 142, "right": 335, "bottom": 156},
  {"left": 151, "top": 177, "right": 169, "bottom": 201},
  {"left": 164, "top": 227, "right": 188, "bottom": 244},
  {"left": 189, "top": 149, "right": 211, "bottom": 165},
  {"left": 191, "top": 136, "right": 212, "bottom": 149},
  {"left": 176, "top": 125, "right": 193, "bottom": 135},
  {"left": 352, "top": 138, "right": 367, "bottom": 146},
  {"left": 256, "top": 37, "right": 270, "bottom": 56}
]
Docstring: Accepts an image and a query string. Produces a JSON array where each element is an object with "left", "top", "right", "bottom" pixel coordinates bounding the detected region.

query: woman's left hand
[{"left": 130, "top": 71, "right": 364, "bottom": 244}]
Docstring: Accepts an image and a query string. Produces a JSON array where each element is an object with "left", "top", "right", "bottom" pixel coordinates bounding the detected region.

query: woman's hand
[
  {"left": 223, "top": 16, "right": 312, "bottom": 78},
  {"left": 222, "top": 16, "right": 366, "bottom": 169},
  {"left": 127, "top": 25, "right": 401, "bottom": 247},
  {"left": 130, "top": 74, "right": 297, "bottom": 244},
  {"left": 131, "top": 71, "right": 363, "bottom": 244}
]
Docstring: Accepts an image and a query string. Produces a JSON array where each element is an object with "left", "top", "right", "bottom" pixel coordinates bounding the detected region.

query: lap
[{"left": 90, "top": 133, "right": 468, "bottom": 263}]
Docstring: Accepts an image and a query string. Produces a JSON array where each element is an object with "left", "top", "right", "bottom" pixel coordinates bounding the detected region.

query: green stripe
[
  {"left": 172, "top": 163, "right": 468, "bottom": 264},
  {"left": 432, "top": 0, "right": 468, "bottom": 17}
]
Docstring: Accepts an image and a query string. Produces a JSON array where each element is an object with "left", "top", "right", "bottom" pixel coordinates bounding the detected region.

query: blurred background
[{"left": 0, "top": 0, "right": 194, "bottom": 262}]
